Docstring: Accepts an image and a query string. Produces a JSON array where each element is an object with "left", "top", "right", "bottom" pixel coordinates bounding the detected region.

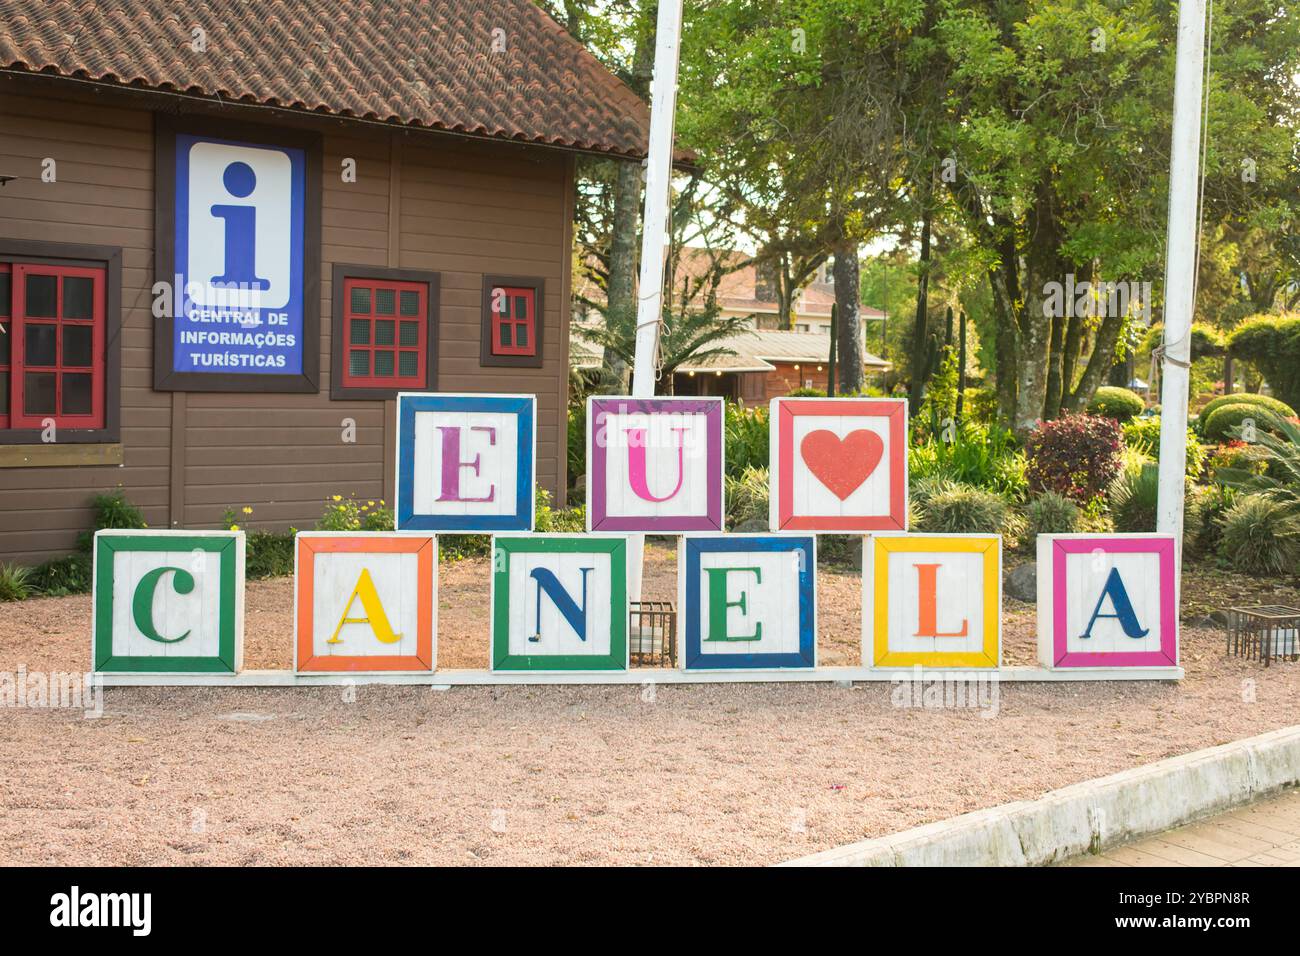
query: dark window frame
[
  {"left": 330, "top": 264, "right": 440, "bottom": 400},
  {"left": 480, "top": 275, "right": 544, "bottom": 369},
  {"left": 0, "top": 239, "right": 122, "bottom": 445},
  {"left": 153, "top": 113, "right": 323, "bottom": 393}
]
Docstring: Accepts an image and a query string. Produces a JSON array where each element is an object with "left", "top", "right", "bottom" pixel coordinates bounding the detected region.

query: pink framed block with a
[{"left": 1036, "top": 533, "right": 1179, "bottom": 670}]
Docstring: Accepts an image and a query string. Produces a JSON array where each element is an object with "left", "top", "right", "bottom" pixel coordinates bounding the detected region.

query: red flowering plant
[{"left": 1025, "top": 413, "right": 1123, "bottom": 503}]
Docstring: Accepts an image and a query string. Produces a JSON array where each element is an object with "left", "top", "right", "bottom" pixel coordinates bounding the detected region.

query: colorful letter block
[
  {"left": 92, "top": 530, "right": 245, "bottom": 673},
  {"left": 294, "top": 533, "right": 437, "bottom": 673},
  {"left": 491, "top": 535, "right": 627, "bottom": 671},
  {"left": 586, "top": 397, "right": 723, "bottom": 532},
  {"left": 1036, "top": 534, "right": 1178, "bottom": 669},
  {"left": 864, "top": 533, "right": 1001, "bottom": 668},
  {"left": 396, "top": 393, "right": 534, "bottom": 532},
  {"left": 678, "top": 534, "right": 816, "bottom": 670},
  {"left": 769, "top": 398, "right": 907, "bottom": 532}
]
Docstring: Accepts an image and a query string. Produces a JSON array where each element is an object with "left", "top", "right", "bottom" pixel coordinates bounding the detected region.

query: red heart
[{"left": 799, "top": 429, "right": 884, "bottom": 500}]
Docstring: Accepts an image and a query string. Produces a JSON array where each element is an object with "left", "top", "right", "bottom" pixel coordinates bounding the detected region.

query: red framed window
[
  {"left": 340, "top": 277, "right": 428, "bottom": 390},
  {"left": 1, "top": 261, "right": 106, "bottom": 430},
  {"left": 489, "top": 286, "right": 536, "bottom": 357}
]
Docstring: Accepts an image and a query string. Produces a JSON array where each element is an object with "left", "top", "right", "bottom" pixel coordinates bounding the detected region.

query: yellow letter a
[{"left": 328, "top": 568, "right": 402, "bottom": 645}]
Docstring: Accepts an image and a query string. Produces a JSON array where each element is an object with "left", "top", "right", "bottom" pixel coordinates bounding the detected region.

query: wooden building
[{"left": 0, "top": 0, "right": 650, "bottom": 563}]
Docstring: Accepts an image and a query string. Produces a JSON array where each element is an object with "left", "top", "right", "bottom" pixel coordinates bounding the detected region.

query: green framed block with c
[
  {"left": 491, "top": 535, "right": 627, "bottom": 672},
  {"left": 92, "top": 530, "right": 245, "bottom": 673}
]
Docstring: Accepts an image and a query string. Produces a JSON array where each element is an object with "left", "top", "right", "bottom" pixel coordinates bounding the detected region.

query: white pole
[
  {"left": 627, "top": 0, "right": 684, "bottom": 605},
  {"left": 1156, "top": 0, "right": 1208, "bottom": 548}
]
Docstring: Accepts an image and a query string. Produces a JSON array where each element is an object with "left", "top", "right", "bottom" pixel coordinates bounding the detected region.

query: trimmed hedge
[
  {"left": 1227, "top": 314, "right": 1300, "bottom": 412},
  {"left": 1198, "top": 391, "right": 1297, "bottom": 423},
  {"left": 1201, "top": 402, "right": 1287, "bottom": 443},
  {"left": 1086, "top": 386, "right": 1145, "bottom": 422}
]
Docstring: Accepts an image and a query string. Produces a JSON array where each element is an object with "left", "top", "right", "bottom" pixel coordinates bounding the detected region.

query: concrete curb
[{"left": 782, "top": 724, "right": 1300, "bottom": 867}]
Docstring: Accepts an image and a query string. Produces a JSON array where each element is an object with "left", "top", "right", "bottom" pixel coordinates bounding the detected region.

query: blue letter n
[{"left": 529, "top": 567, "right": 593, "bottom": 643}]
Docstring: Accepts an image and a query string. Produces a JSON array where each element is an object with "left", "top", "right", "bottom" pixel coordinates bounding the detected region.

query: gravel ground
[{"left": 1, "top": 543, "right": 1298, "bottom": 866}]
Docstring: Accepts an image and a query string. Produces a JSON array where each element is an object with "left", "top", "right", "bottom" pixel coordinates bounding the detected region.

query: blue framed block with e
[
  {"left": 678, "top": 534, "right": 816, "bottom": 670},
  {"left": 396, "top": 393, "right": 535, "bottom": 532}
]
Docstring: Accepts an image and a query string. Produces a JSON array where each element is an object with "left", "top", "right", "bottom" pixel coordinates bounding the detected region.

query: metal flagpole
[
  {"left": 627, "top": 0, "right": 684, "bottom": 605},
  {"left": 1156, "top": 0, "right": 1209, "bottom": 553}
]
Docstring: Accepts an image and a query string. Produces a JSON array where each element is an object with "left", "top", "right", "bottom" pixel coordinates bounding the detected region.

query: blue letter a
[
  {"left": 1079, "top": 567, "right": 1149, "bottom": 639},
  {"left": 529, "top": 567, "right": 593, "bottom": 643}
]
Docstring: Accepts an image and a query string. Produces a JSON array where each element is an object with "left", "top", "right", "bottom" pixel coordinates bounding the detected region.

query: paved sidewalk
[{"left": 1069, "top": 788, "right": 1300, "bottom": 867}]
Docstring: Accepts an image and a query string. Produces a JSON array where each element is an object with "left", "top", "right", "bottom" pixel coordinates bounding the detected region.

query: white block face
[
  {"left": 412, "top": 410, "right": 518, "bottom": 518},
  {"left": 885, "top": 550, "right": 987, "bottom": 656},
  {"left": 1062, "top": 550, "right": 1165, "bottom": 655},
  {"left": 695, "top": 550, "right": 803, "bottom": 657},
  {"left": 787, "top": 413, "right": 894, "bottom": 519},
  {"left": 599, "top": 410, "right": 712, "bottom": 519},
  {"left": 110, "top": 549, "right": 224, "bottom": 659},
  {"left": 506, "top": 551, "right": 613, "bottom": 658},
  {"left": 310, "top": 551, "right": 423, "bottom": 659}
]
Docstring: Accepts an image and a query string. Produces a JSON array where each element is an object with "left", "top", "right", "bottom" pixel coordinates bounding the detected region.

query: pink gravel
[{"left": 1, "top": 543, "right": 1298, "bottom": 866}]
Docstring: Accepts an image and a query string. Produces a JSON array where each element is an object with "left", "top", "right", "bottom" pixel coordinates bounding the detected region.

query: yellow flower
[
  {"left": 242, "top": 506, "right": 253, "bottom": 514},
  {"left": 367, "top": 501, "right": 375, "bottom": 507},
  {"left": 230, "top": 524, "right": 240, "bottom": 531},
  {"left": 332, "top": 495, "right": 342, "bottom": 502}
]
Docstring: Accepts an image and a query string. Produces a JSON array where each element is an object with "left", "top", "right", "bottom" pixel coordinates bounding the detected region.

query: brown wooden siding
[{"left": 0, "top": 84, "right": 573, "bottom": 563}]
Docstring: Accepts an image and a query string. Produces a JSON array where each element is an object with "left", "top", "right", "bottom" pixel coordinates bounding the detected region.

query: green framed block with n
[
  {"left": 491, "top": 535, "right": 627, "bottom": 672},
  {"left": 92, "top": 530, "right": 245, "bottom": 673}
]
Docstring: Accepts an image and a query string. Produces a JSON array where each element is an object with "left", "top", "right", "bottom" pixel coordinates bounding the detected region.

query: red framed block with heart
[{"left": 769, "top": 398, "right": 908, "bottom": 532}]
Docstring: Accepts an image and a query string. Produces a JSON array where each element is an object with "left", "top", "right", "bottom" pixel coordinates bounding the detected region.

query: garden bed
[{"left": 2, "top": 542, "right": 1298, "bottom": 865}]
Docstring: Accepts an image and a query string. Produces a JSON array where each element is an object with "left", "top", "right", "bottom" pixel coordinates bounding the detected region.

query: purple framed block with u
[
  {"left": 586, "top": 397, "right": 724, "bottom": 532},
  {"left": 1035, "top": 533, "right": 1178, "bottom": 670}
]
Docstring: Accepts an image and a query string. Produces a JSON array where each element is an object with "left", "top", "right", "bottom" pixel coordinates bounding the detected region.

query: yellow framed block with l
[{"left": 864, "top": 533, "right": 1001, "bottom": 669}]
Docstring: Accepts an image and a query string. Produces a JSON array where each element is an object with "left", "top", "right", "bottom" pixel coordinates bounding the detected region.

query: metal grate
[
  {"left": 629, "top": 601, "right": 676, "bottom": 667},
  {"left": 1226, "top": 605, "right": 1300, "bottom": 667}
]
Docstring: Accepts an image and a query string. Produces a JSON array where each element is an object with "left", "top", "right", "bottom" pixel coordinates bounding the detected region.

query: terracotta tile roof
[{"left": 0, "top": 0, "right": 653, "bottom": 158}]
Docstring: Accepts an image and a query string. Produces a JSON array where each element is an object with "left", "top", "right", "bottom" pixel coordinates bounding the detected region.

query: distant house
[{"left": 573, "top": 249, "right": 890, "bottom": 401}]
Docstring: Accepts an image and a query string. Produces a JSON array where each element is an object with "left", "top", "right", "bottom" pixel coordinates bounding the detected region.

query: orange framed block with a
[
  {"left": 294, "top": 532, "right": 437, "bottom": 673},
  {"left": 863, "top": 533, "right": 1001, "bottom": 668}
]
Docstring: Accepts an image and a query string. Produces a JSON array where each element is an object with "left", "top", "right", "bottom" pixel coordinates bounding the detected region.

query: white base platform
[{"left": 96, "top": 665, "right": 1183, "bottom": 687}]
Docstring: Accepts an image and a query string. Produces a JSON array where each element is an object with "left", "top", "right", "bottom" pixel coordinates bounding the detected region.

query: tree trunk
[
  {"left": 1062, "top": 311, "right": 1126, "bottom": 413},
  {"left": 827, "top": 303, "right": 838, "bottom": 397},
  {"left": 987, "top": 216, "right": 1021, "bottom": 424},
  {"left": 955, "top": 310, "right": 968, "bottom": 424},
  {"left": 907, "top": 211, "right": 932, "bottom": 413},
  {"left": 1043, "top": 307, "right": 1065, "bottom": 419},
  {"left": 833, "top": 242, "right": 863, "bottom": 394},
  {"left": 604, "top": 158, "right": 640, "bottom": 389}
]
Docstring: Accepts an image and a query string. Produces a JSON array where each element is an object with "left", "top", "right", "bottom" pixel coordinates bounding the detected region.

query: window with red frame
[
  {"left": 489, "top": 286, "right": 536, "bottom": 357},
  {"left": 340, "top": 277, "right": 428, "bottom": 390},
  {"left": 0, "top": 261, "right": 106, "bottom": 430}
]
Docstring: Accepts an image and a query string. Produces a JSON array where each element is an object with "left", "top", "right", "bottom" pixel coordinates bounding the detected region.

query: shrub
[
  {"left": 74, "top": 488, "right": 148, "bottom": 552},
  {"left": 535, "top": 487, "right": 585, "bottom": 532},
  {"left": 567, "top": 401, "right": 586, "bottom": 500},
  {"left": 909, "top": 474, "right": 960, "bottom": 507},
  {"left": 1218, "top": 494, "right": 1300, "bottom": 576},
  {"left": 246, "top": 531, "right": 295, "bottom": 579},
  {"left": 314, "top": 496, "right": 395, "bottom": 532},
  {"left": 908, "top": 421, "right": 1028, "bottom": 500},
  {"left": 1189, "top": 483, "right": 1237, "bottom": 557},
  {"left": 1087, "top": 386, "right": 1145, "bottom": 422},
  {"left": 1121, "top": 416, "right": 1207, "bottom": 478},
  {"left": 0, "top": 563, "right": 34, "bottom": 602},
  {"left": 1109, "top": 463, "right": 1204, "bottom": 545},
  {"left": 786, "top": 386, "right": 826, "bottom": 397},
  {"left": 1202, "top": 402, "right": 1287, "bottom": 444},
  {"left": 915, "top": 483, "right": 1021, "bottom": 538},
  {"left": 1198, "top": 391, "right": 1297, "bottom": 423},
  {"left": 1108, "top": 462, "right": 1160, "bottom": 533},
  {"left": 725, "top": 465, "right": 769, "bottom": 531},
  {"left": 1025, "top": 414, "right": 1122, "bottom": 503},
  {"left": 1023, "top": 492, "right": 1079, "bottom": 538},
  {"left": 724, "top": 402, "right": 769, "bottom": 477},
  {"left": 27, "top": 553, "right": 92, "bottom": 596},
  {"left": 1226, "top": 314, "right": 1300, "bottom": 412}
]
